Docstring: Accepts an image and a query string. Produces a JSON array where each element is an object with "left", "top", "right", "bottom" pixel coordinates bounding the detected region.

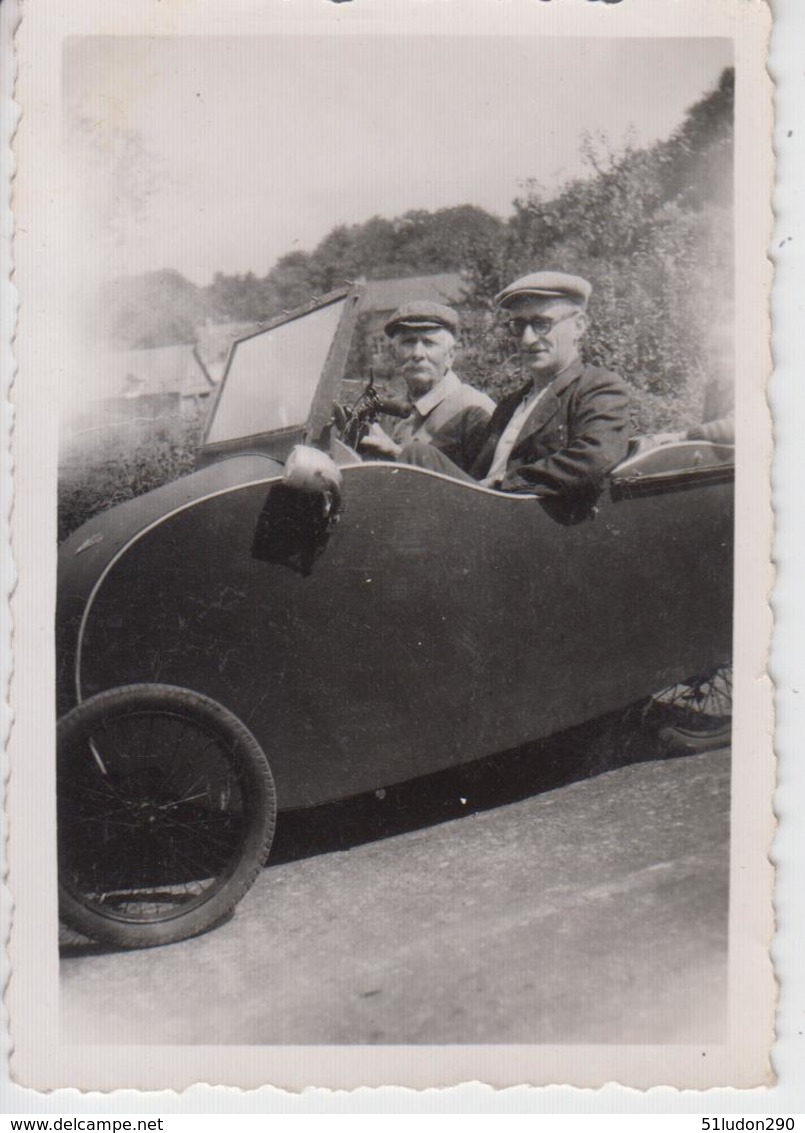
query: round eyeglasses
[{"left": 506, "top": 311, "right": 579, "bottom": 338}]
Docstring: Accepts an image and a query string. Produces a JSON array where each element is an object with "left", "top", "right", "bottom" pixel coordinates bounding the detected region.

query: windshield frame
[{"left": 199, "top": 283, "right": 365, "bottom": 461}]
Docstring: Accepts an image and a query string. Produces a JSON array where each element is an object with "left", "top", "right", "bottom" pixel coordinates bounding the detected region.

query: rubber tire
[
  {"left": 658, "top": 717, "right": 732, "bottom": 755},
  {"left": 57, "top": 684, "right": 276, "bottom": 949},
  {"left": 652, "top": 666, "right": 732, "bottom": 755}
]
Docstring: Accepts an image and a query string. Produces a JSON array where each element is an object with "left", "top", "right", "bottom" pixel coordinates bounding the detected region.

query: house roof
[
  {"left": 360, "top": 273, "right": 466, "bottom": 314},
  {"left": 80, "top": 343, "right": 214, "bottom": 402}
]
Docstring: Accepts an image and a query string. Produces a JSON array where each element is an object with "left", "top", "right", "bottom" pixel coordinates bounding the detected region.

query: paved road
[{"left": 60, "top": 739, "right": 730, "bottom": 1046}]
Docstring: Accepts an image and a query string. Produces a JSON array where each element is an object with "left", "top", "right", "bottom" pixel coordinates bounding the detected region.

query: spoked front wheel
[
  {"left": 57, "top": 684, "right": 276, "bottom": 949},
  {"left": 648, "top": 665, "right": 732, "bottom": 754}
]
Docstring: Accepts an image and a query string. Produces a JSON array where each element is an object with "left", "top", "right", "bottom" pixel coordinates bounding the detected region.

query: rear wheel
[
  {"left": 648, "top": 665, "right": 732, "bottom": 754},
  {"left": 57, "top": 684, "right": 276, "bottom": 949}
]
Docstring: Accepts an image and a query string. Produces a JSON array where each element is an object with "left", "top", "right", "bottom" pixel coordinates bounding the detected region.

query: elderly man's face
[
  {"left": 506, "top": 296, "right": 586, "bottom": 383},
  {"left": 391, "top": 327, "right": 456, "bottom": 397}
]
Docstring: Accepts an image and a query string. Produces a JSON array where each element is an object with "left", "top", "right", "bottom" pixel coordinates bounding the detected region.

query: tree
[
  {"left": 104, "top": 269, "right": 204, "bottom": 348},
  {"left": 461, "top": 68, "right": 735, "bottom": 432},
  {"left": 266, "top": 251, "right": 318, "bottom": 312},
  {"left": 95, "top": 65, "right": 734, "bottom": 430},
  {"left": 198, "top": 204, "right": 506, "bottom": 329}
]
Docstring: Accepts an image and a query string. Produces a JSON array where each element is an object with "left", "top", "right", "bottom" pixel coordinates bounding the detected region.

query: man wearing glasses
[
  {"left": 403, "top": 271, "right": 630, "bottom": 516},
  {"left": 474, "top": 271, "right": 629, "bottom": 500}
]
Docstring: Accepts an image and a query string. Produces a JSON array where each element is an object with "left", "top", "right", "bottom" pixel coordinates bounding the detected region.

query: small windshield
[{"left": 205, "top": 298, "right": 346, "bottom": 447}]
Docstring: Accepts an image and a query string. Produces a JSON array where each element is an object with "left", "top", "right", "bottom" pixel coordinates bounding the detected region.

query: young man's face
[
  {"left": 391, "top": 327, "right": 456, "bottom": 397},
  {"left": 505, "top": 296, "right": 585, "bottom": 383}
]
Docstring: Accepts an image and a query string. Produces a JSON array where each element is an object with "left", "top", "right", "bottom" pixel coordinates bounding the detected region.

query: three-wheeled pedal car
[{"left": 56, "top": 285, "right": 734, "bottom": 948}]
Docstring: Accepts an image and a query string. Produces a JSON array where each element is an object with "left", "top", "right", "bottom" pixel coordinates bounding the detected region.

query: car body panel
[
  {"left": 57, "top": 453, "right": 284, "bottom": 713},
  {"left": 57, "top": 291, "right": 733, "bottom": 811},
  {"left": 60, "top": 455, "right": 732, "bottom": 810}
]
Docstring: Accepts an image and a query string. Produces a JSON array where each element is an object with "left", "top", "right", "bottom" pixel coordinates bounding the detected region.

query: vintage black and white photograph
[{"left": 8, "top": 0, "right": 774, "bottom": 1093}]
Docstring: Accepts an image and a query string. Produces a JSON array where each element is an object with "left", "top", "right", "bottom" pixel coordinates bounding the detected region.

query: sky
[{"left": 64, "top": 35, "right": 733, "bottom": 287}]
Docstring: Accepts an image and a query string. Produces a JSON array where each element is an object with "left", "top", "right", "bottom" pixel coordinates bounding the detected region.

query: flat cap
[
  {"left": 495, "top": 271, "right": 592, "bottom": 310},
  {"left": 384, "top": 301, "right": 460, "bottom": 338}
]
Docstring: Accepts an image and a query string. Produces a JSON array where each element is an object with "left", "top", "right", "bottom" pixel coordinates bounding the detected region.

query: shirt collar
[
  {"left": 413, "top": 370, "right": 460, "bottom": 416},
  {"left": 512, "top": 357, "right": 583, "bottom": 407},
  {"left": 542, "top": 356, "right": 584, "bottom": 397}
]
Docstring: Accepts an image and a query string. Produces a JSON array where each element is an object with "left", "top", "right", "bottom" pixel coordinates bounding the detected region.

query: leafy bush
[
  {"left": 58, "top": 407, "right": 206, "bottom": 543},
  {"left": 459, "top": 70, "right": 735, "bottom": 433}
]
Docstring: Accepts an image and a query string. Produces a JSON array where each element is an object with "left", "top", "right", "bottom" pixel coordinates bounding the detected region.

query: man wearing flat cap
[
  {"left": 472, "top": 270, "right": 630, "bottom": 501},
  {"left": 359, "top": 301, "right": 495, "bottom": 473},
  {"left": 403, "top": 271, "right": 630, "bottom": 516}
]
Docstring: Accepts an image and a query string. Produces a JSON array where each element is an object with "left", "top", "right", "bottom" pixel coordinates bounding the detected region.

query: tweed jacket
[
  {"left": 391, "top": 371, "right": 495, "bottom": 473},
  {"left": 471, "top": 360, "right": 630, "bottom": 500}
]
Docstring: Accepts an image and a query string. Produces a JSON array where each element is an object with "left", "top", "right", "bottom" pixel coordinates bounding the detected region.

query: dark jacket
[
  {"left": 471, "top": 360, "right": 631, "bottom": 503},
  {"left": 390, "top": 371, "right": 495, "bottom": 473}
]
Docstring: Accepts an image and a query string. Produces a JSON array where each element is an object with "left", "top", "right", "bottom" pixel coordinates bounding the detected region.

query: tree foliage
[
  {"left": 103, "top": 269, "right": 206, "bottom": 348},
  {"left": 461, "top": 69, "right": 735, "bottom": 431},
  {"left": 101, "top": 69, "right": 734, "bottom": 433}
]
